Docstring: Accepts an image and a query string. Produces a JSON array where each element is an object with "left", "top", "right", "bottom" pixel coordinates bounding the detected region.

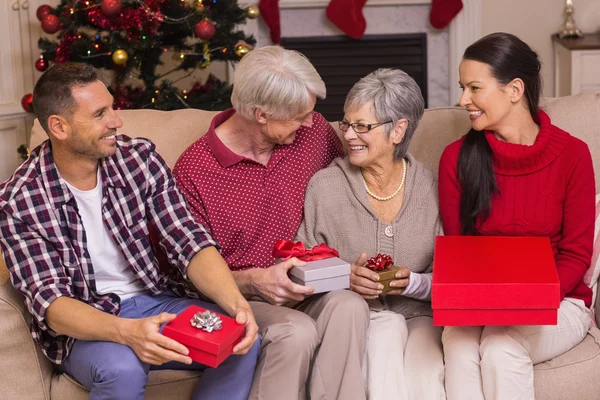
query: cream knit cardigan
[{"left": 295, "top": 154, "right": 442, "bottom": 318}]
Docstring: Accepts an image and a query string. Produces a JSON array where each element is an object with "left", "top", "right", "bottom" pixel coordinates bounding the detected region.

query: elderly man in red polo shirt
[{"left": 173, "top": 46, "right": 369, "bottom": 400}]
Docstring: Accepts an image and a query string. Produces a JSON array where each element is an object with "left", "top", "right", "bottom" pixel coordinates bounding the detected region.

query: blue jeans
[{"left": 61, "top": 291, "right": 260, "bottom": 400}]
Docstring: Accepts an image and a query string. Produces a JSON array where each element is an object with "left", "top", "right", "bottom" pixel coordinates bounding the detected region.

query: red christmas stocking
[
  {"left": 259, "top": 0, "right": 281, "bottom": 44},
  {"left": 326, "top": 0, "right": 368, "bottom": 39},
  {"left": 430, "top": 0, "right": 463, "bottom": 29}
]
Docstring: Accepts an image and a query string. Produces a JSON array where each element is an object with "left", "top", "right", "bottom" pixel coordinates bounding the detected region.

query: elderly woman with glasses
[{"left": 295, "top": 68, "right": 445, "bottom": 400}]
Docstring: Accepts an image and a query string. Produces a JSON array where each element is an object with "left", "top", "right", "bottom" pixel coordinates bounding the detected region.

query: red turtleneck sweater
[{"left": 438, "top": 110, "right": 595, "bottom": 307}]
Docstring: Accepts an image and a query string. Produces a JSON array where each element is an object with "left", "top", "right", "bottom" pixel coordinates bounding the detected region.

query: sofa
[{"left": 1, "top": 91, "right": 599, "bottom": 399}]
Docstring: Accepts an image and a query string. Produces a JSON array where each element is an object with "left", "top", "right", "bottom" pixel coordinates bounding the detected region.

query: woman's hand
[
  {"left": 350, "top": 252, "right": 383, "bottom": 300},
  {"left": 386, "top": 266, "right": 411, "bottom": 296}
]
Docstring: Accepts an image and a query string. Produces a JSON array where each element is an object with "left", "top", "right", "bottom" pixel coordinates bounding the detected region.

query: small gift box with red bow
[
  {"left": 162, "top": 305, "right": 245, "bottom": 368},
  {"left": 366, "top": 253, "right": 401, "bottom": 293},
  {"left": 273, "top": 240, "right": 350, "bottom": 294}
]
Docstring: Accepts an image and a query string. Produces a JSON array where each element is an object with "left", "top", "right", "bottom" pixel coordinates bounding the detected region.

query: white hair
[
  {"left": 231, "top": 46, "right": 326, "bottom": 121},
  {"left": 344, "top": 68, "right": 424, "bottom": 160}
]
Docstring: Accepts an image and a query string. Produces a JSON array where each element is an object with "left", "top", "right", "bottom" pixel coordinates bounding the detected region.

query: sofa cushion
[
  {"left": 0, "top": 260, "right": 53, "bottom": 400},
  {"left": 29, "top": 109, "right": 220, "bottom": 168},
  {"left": 51, "top": 370, "right": 202, "bottom": 400},
  {"left": 533, "top": 328, "right": 600, "bottom": 400},
  {"left": 543, "top": 92, "right": 600, "bottom": 193}
]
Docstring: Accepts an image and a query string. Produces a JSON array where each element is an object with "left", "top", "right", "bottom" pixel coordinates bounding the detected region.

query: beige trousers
[
  {"left": 248, "top": 290, "right": 369, "bottom": 400},
  {"left": 442, "top": 298, "right": 593, "bottom": 400},
  {"left": 365, "top": 299, "right": 446, "bottom": 400}
]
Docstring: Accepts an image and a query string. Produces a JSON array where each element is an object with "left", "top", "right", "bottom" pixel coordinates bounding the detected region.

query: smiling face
[
  {"left": 342, "top": 102, "right": 400, "bottom": 169},
  {"left": 458, "top": 59, "right": 514, "bottom": 132},
  {"left": 66, "top": 81, "right": 123, "bottom": 161},
  {"left": 261, "top": 95, "right": 317, "bottom": 145}
]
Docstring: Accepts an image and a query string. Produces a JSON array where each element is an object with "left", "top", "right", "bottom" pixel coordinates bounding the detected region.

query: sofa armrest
[{"left": 0, "top": 257, "right": 54, "bottom": 400}]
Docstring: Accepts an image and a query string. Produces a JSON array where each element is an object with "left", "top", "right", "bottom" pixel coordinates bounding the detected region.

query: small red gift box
[
  {"left": 162, "top": 305, "right": 244, "bottom": 368},
  {"left": 432, "top": 236, "right": 560, "bottom": 326}
]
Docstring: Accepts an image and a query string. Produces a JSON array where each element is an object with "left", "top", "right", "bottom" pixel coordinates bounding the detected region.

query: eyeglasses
[{"left": 338, "top": 120, "right": 393, "bottom": 134}]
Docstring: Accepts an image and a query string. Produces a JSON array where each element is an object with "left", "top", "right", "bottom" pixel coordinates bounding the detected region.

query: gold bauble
[
  {"left": 235, "top": 44, "right": 251, "bottom": 58},
  {"left": 246, "top": 5, "right": 260, "bottom": 19},
  {"left": 112, "top": 49, "right": 128, "bottom": 66}
]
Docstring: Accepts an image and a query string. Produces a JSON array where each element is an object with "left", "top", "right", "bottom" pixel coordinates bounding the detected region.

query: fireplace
[
  {"left": 281, "top": 34, "right": 427, "bottom": 121},
  {"left": 235, "top": 0, "right": 482, "bottom": 108}
]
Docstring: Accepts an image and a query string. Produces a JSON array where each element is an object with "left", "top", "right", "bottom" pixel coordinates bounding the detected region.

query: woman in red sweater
[{"left": 438, "top": 32, "right": 595, "bottom": 400}]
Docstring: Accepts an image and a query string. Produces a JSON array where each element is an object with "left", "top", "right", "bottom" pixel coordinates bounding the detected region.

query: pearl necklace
[{"left": 362, "top": 158, "right": 407, "bottom": 201}]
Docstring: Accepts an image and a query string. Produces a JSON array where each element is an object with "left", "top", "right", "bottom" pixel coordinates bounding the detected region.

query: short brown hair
[{"left": 33, "top": 63, "right": 99, "bottom": 133}]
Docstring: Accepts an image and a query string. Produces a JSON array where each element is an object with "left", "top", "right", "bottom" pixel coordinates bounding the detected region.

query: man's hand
[
  {"left": 386, "top": 266, "right": 411, "bottom": 296},
  {"left": 231, "top": 306, "right": 259, "bottom": 354},
  {"left": 251, "top": 257, "right": 314, "bottom": 305},
  {"left": 119, "top": 313, "right": 193, "bottom": 366},
  {"left": 350, "top": 252, "right": 383, "bottom": 300}
]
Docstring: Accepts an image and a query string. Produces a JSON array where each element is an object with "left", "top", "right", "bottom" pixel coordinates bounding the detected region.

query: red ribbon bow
[
  {"left": 366, "top": 253, "right": 394, "bottom": 271},
  {"left": 272, "top": 240, "right": 339, "bottom": 261}
]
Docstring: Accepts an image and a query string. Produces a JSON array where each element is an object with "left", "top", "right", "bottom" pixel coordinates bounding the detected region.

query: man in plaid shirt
[{"left": 0, "top": 63, "right": 259, "bottom": 400}]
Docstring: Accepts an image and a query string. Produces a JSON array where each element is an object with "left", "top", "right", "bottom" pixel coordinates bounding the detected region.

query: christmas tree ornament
[
  {"left": 195, "top": 20, "right": 216, "bottom": 41},
  {"left": 21, "top": 94, "right": 34, "bottom": 113},
  {"left": 41, "top": 14, "right": 61, "bottom": 34},
  {"left": 36, "top": 4, "right": 53, "bottom": 21},
  {"left": 101, "top": 0, "right": 122, "bottom": 17},
  {"left": 246, "top": 5, "right": 260, "bottom": 19},
  {"left": 235, "top": 44, "right": 251, "bottom": 58},
  {"left": 35, "top": 57, "right": 49, "bottom": 72},
  {"left": 112, "top": 49, "right": 129, "bottom": 65}
]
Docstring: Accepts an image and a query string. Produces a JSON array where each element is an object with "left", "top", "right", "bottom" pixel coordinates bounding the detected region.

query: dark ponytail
[{"left": 458, "top": 32, "right": 542, "bottom": 234}]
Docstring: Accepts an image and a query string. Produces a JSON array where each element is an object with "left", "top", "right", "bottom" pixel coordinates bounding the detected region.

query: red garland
[
  {"left": 54, "top": 32, "right": 78, "bottom": 63},
  {"left": 85, "top": 0, "right": 165, "bottom": 39},
  {"left": 366, "top": 253, "right": 393, "bottom": 271},
  {"left": 189, "top": 74, "right": 218, "bottom": 95},
  {"left": 112, "top": 84, "right": 145, "bottom": 110}
]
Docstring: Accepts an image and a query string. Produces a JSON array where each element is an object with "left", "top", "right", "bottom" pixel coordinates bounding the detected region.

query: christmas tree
[{"left": 34, "top": 0, "right": 258, "bottom": 111}]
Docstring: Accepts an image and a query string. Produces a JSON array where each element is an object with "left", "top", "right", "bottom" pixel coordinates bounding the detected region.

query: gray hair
[
  {"left": 344, "top": 68, "right": 424, "bottom": 160},
  {"left": 231, "top": 46, "right": 326, "bottom": 121}
]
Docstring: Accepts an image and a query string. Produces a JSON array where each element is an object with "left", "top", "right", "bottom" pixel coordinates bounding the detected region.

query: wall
[{"left": 481, "top": 0, "right": 600, "bottom": 97}]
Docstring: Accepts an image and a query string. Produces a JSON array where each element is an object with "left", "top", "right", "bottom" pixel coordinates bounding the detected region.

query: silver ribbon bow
[{"left": 190, "top": 310, "right": 223, "bottom": 333}]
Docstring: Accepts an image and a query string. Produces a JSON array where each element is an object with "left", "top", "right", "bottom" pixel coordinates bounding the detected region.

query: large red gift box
[
  {"left": 162, "top": 305, "right": 245, "bottom": 368},
  {"left": 432, "top": 236, "right": 560, "bottom": 326}
]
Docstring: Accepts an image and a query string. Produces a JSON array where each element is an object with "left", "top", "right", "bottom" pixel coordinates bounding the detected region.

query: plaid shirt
[{"left": 0, "top": 135, "right": 218, "bottom": 365}]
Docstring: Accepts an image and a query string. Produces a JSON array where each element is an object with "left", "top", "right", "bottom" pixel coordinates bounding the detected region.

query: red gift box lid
[
  {"left": 162, "top": 306, "right": 245, "bottom": 355},
  {"left": 432, "top": 236, "right": 560, "bottom": 310}
]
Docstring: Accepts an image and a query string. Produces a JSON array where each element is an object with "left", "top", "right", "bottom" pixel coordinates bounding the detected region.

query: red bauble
[
  {"left": 195, "top": 20, "right": 216, "bottom": 41},
  {"left": 36, "top": 4, "right": 52, "bottom": 21},
  {"left": 21, "top": 94, "right": 34, "bottom": 113},
  {"left": 101, "top": 0, "right": 122, "bottom": 16},
  {"left": 35, "top": 58, "right": 48, "bottom": 72},
  {"left": 41, "top": 14, "right": 61, "bottom": 34}
]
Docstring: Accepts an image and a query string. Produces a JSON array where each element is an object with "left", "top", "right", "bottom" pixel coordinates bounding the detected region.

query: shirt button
[{"left": 384, "top": 226, "right": 393, "bottom": 237}]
